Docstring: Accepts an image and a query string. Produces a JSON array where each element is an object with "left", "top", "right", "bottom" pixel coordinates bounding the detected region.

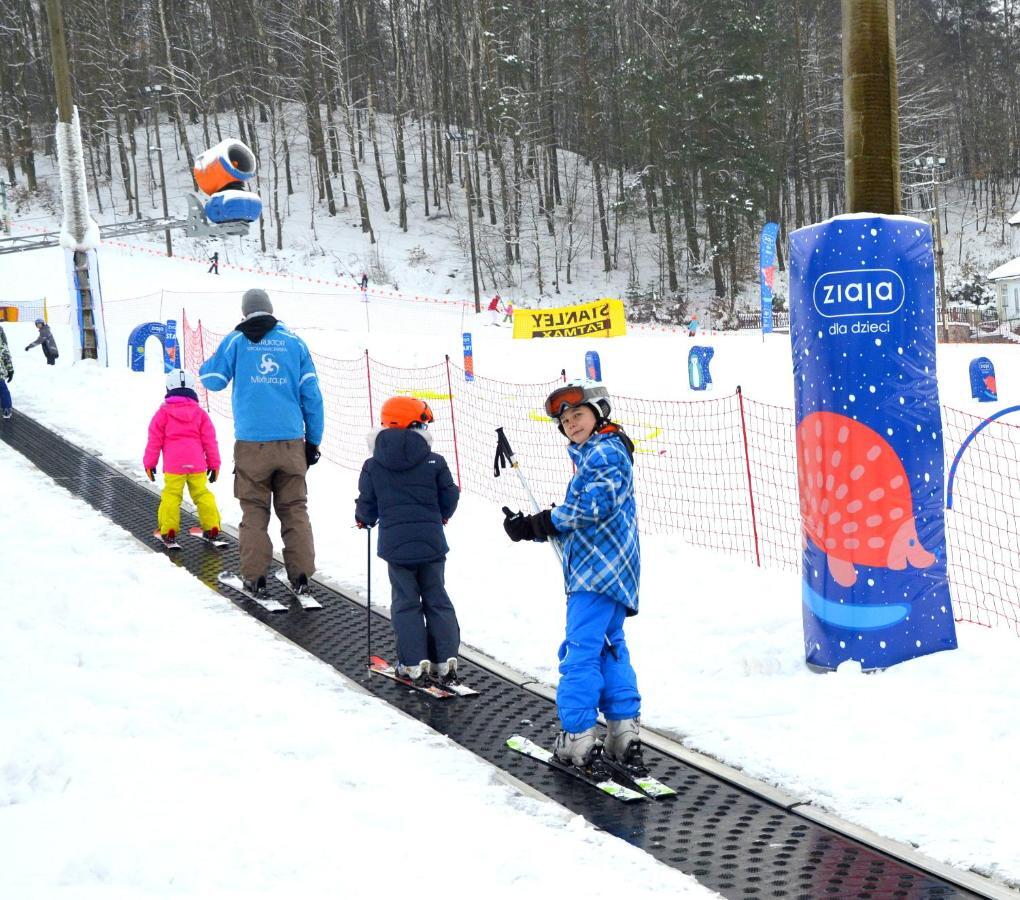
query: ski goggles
[{"left": 544, "top": 384, "right": 606, "bottom": 419}]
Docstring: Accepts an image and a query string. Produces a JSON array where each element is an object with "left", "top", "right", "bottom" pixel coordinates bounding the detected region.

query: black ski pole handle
[{"left": 494, "top": 426, "right": 515, "bottom": 478}]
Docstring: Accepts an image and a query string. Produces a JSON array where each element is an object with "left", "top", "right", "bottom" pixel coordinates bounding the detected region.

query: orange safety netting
[{"left": 181, "top": 309, "right": 1020, "bottom": 639}]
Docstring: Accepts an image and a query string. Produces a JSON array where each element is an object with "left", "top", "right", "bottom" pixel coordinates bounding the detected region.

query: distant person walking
[
  {"left": 0, "top": 325, "right": 13, "bottom": 419},
  {"left": 687, "top": 313, "right": 699, "bottom": 338},
  {"left": 199, "top": 288, "right": 325, "bottom": 598},
  {"left": 25, "top": 318, "right": 58, "bottom": 365},
  {"left": 502, "top": 302, "right": 514, "bottom": 325},
  {"left": 208, "top": 252, "right": 219, "bottom": 275},
  {"left": 360, "top": 272, "right": 369, "bottom": 290},
  {"left": 488, "top": 294, "right": 502, "bottom": 325}
]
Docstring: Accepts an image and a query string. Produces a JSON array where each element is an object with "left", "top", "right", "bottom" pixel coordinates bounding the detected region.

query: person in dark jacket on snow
[
  {"left": 0, "top": 325, "right": 14, "bottom": 418},
  {"left": 25, "top": 318, "right": 58, "bottom": 365},
  {"left": 355, "top": 396, "right": 461, "bottom": 686}
]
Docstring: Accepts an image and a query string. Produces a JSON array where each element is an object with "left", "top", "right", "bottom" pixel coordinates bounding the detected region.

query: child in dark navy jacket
[{"left": 355, "top": 396, "right": 461, "bottom": 685}]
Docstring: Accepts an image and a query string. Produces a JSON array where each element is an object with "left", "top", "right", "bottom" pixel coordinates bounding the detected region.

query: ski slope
[{"left": 2, "top": 241, "right": 1019, "bottom": 891}]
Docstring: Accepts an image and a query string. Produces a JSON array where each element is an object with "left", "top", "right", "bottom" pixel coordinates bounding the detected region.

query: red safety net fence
[{"left": 181, "top": 310, "right": 1020, "bottom": 639}]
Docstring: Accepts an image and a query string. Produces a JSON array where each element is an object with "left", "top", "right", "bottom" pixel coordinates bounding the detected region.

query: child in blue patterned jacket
[{"left": 502, "top": 379, "right": 644, "bottom": 776}]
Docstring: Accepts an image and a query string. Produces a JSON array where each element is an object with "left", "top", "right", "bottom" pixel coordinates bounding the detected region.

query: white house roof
[
  {"left": 1010, "top": 210, "right": 1020, "bottom": 226},
  {"left": 988, "top": 257, "right": 1020, "bottom": 281}
]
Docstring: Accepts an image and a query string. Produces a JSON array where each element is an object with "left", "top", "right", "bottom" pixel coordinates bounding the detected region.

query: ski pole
[
  {"left": 366, "top": 526, "right": 372, "bottom": 671},
  {"left": 493, "top": 425, "right": 562, "bottom": 561}
]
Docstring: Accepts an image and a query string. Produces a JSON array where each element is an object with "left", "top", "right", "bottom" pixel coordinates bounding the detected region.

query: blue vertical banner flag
[
  {"left": 585, "top": 350, "right": 602, "bottom": 381},
  {"left": 462, "top": 332, "right": 474, "bottom": 382},
  {"left": 789, "top": 214, "right": 957, "bottom": 670},
  {"left": 759, "top": 222, "right": 780, "bottom": 335}
]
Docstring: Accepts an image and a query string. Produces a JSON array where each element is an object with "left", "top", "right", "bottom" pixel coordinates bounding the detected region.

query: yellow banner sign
[
  {"left": 513, "top": 298, "right": 626, "bottom": 339},
  {"left": 0, "top": 307, "right": 18, "bottom": 322}
]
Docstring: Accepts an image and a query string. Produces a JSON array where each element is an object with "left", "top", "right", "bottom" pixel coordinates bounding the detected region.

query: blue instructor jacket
[{"left": 198, "top": 314, "right": 324, "bottom": 444}]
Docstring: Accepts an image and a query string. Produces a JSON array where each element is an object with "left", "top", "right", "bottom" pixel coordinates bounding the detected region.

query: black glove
[
  {"left": 145, "top": 468, "right": 157, "bottom": 482},
  {"left": 355, "top": 519, "right": 370, "bottom": 529},
  {"left": 24, "top": 345, "right": 31, "bottom": 352},
  {"left": 207, "top": 468, "right": 218, "bottom": 483},
  {"left": 5, "top": 372, "right": 10, "bottom": 383},
  {"left": 502, "top": 506, "right": 558, "bottom": 543},
  {"left": 305, "top": 441, "right": 321, "bottom": 466}
]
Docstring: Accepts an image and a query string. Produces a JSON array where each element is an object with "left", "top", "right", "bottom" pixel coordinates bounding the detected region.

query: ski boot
[
  {"left": 202, "top": 526, "right": 220, "bottom": 541},
  {"left": 432, "top": 657, "right": 460, "bottom": 686},
  {"left": 604, "top": 718, "right": 649, "bottom": 777},
  {"left": 396, "top": 660, "right": 430, "bottom": 685},
  {"left": 289, "top": 573, "right": 311, "bottom": 596},
  {"left": 1, "top": 409, "right": 11, "bottom": 419},
  {"left": 161, "top": 529, "right": 179, "bottom": 549},
  {"left": 553, "top": 726, "right": 607, "bottom": 777},
  {"left": 242, "top": 575, "right": 268, "bottom": 599}
]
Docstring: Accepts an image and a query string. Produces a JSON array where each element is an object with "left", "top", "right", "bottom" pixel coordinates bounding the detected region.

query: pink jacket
[{"left": 143, "top": 396, "right": 221, "bottom": 475}]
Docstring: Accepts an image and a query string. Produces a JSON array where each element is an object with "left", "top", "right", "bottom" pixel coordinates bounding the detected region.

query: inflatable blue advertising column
[
  {"left": 968, "top": 357, "right": 997, "bottom": 402},
  {"left": 688, "top": 346, "right": 714, "bottom": 391},
  {"left": 789, "top": 214, "right": 957, "bottom": 670}
]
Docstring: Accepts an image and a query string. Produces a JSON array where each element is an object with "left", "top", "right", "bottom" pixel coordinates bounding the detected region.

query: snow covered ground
[
  {"left": 0, "top": 443, "right": 714, "bottom": 899},
  {"left": 3, "top": 237, "right": 1020, "bottom": 893}
]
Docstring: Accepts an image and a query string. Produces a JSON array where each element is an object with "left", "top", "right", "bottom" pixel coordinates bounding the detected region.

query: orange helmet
[{"left": 380, "top": 396, "right": 434, "bottom": 429}]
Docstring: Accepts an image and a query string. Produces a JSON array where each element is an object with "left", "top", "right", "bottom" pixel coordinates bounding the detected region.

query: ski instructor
[{"left": 199, "top": 288, "right": 324, "bottom": 598}]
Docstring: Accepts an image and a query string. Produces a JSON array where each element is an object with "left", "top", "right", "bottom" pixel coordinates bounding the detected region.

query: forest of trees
[{"left": 1, "top": 0, "right": 1019, "bottom": 316}]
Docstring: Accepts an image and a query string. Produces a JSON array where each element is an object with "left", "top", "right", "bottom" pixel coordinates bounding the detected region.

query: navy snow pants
[
  {"left": 557, "top": 590, "right": 641, "bottom": 734},
  {"left": 387, "top": 559, "right": 461, "bottom": 667}
]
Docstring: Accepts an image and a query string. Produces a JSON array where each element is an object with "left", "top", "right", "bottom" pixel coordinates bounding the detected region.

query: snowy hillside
[{"left": 1, "top": 233, "right": 1020, "bottom": 892}]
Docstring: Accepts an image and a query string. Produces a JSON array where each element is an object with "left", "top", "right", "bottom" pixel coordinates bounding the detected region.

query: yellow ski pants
[{"left": 158, "top": 473, "right": 221, "bottom": 535}]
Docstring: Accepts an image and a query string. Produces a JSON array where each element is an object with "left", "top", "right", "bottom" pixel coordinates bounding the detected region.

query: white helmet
[{"left": 165, "top": 368, "right": 196, "bottom": 392}]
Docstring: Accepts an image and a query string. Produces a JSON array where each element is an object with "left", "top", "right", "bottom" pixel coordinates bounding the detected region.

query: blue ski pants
[
  {"left": 557, "top": 590, "right": 641, "bottom": 734},
  {"left": 0, "top": 380, "right": 10, "bottom": 413},
  {"left": 387, "top": 559, "right": 461, "bottom": 667}
]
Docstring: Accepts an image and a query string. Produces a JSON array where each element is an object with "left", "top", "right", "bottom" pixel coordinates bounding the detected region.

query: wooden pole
[
  {"left": 842, "top": 0, "right": 900, "bottom": 214},
  {"left": 46, "top": 0, "right": 98, "bottom": 360},
  {"left": 44, "top": 0, "right": 74, "bottom": 124}
]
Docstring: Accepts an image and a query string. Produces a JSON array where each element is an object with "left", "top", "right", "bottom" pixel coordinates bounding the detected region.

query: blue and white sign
[
  {"left": 759, "top": 222, "right": 780, "bottom": 335},
  {"left": 585, "top": 350, "right": 602, "bottom": 381},
  {"left": 789, "top": 214, "right": 957, "bottom": 670},
  {"left": 968, "top": 357, "right": 997, "bottom": 402}
]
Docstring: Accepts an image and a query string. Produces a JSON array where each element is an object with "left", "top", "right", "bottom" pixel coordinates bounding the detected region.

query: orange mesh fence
[
  {"left": 182, "top": 315, "right": 1020, "bottom": 638},
  {"left": 741, "top": 395, "right": 801, "bottom": 571},
  {"left": 942, "top": 406, "right": 1020, "bottom": 636}
]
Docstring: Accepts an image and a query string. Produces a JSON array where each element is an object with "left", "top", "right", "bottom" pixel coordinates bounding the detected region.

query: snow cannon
[
  {"left": 204, "top": 189, "right": 262, "bottom": 225},
  {"left": 194, "top": 139, "right": 257, "bottom": 195},
  {"left": 184, "top": 138, "right": 261, "bottom": 237}
]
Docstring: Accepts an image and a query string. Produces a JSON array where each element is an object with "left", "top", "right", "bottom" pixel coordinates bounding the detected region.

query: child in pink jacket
[{"left": 144, "top": 369, "right": 222, "bottom": 546}]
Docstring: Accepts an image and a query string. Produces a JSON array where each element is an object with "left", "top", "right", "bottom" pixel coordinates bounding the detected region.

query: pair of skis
[
  {"left": 153, "top": 526, "right": 229, "bottom": 551},
  {"left": 369, "top": 655, "right": 479, "bottom": 699},
  {"left": 217, "top": 568, "right": 322, "bottom": 612},
  {"left": 506, "top": 734, "right": 677, "bottom": 802}
]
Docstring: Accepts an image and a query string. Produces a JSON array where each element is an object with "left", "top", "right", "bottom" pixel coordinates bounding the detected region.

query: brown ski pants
[{"left": 233, "top": 439, "right": 315, "bottom": 582}]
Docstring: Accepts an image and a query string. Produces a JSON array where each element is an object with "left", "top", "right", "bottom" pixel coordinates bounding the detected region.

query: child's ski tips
[{"left": 506, "top": 735, "right": 647, "bottom": 802}]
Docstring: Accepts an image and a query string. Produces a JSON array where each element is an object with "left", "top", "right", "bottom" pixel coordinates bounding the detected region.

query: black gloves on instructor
[{"left": 502, "top": 506, "right": 559, "bottom": 543}]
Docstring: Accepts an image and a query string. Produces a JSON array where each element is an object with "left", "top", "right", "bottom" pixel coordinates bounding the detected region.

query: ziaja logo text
[{"left": 812, "top": 268, "right": 905, "bottom": 319}]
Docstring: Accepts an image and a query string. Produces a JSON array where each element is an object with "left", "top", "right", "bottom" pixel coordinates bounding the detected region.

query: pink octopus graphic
[{"left": 796, "top": 411, "right": 936, "bottom": 587}]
